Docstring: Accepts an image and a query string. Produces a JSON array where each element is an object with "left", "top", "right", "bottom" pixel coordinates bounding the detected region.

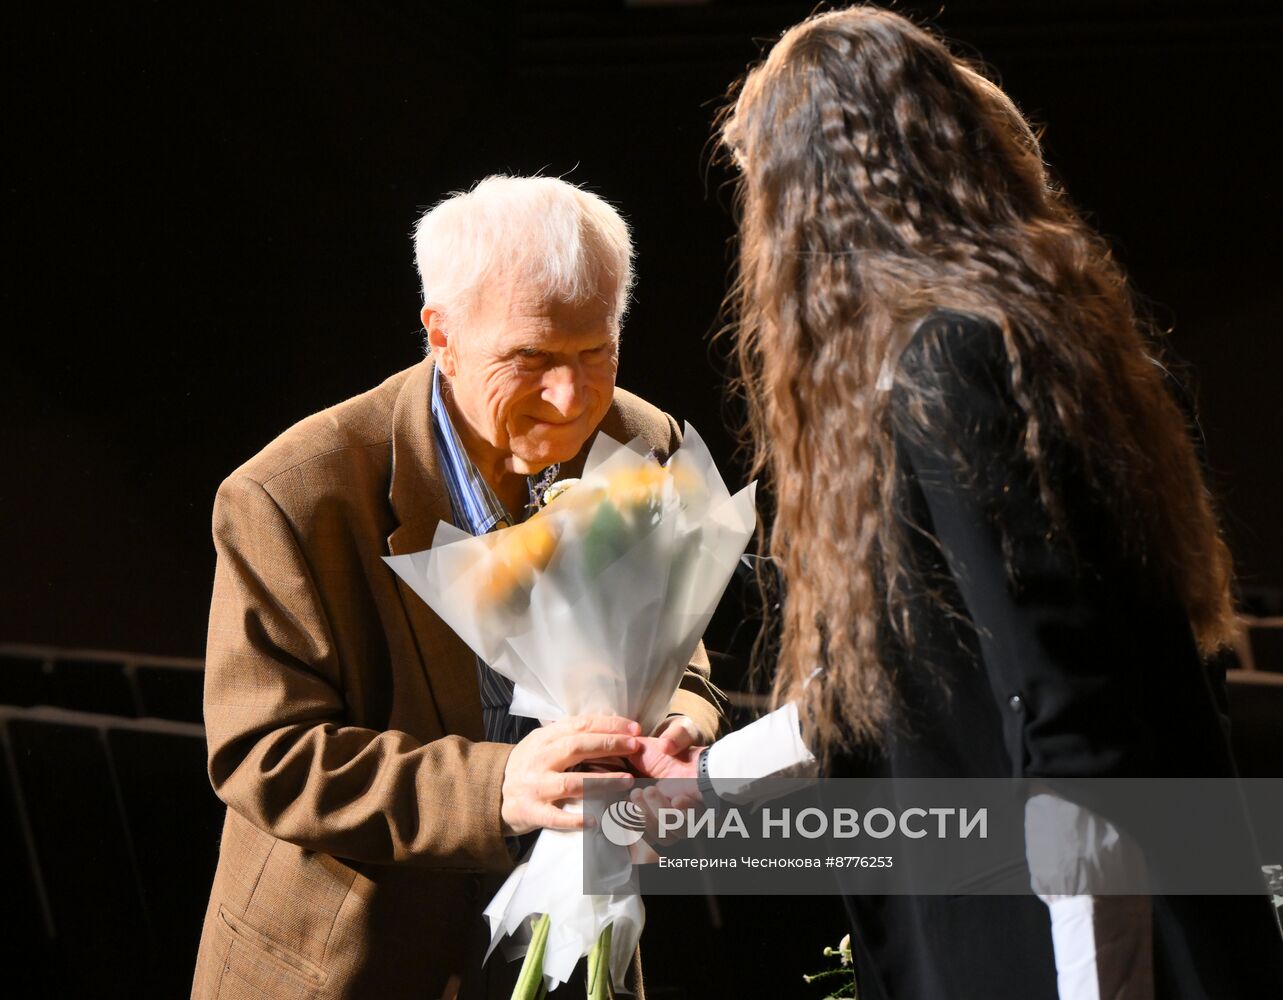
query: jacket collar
[
  {"left": 385, "top": 357, "right": 483, "bottom": 740},
  {"left": 387, "top": 357, "right": 451, "bottom": 557}
]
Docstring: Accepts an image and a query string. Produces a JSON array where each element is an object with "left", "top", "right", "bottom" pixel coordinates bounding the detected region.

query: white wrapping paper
[{"left": 384, "top": 423, "right": 756, "bottom": 989}]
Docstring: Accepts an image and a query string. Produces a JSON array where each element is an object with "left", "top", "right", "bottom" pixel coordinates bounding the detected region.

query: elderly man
[{"left": 190, "top": 176, "right": 721, "bottom": 1000}]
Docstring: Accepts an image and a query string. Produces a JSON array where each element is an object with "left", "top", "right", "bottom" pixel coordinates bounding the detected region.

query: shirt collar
[{"left": 429, "top": 365, "right": 559, "bottom": 534}]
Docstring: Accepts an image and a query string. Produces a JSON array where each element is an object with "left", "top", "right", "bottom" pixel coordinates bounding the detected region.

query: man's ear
[{"left": 422, "top": 307, "right": 456, "bottom": 376}]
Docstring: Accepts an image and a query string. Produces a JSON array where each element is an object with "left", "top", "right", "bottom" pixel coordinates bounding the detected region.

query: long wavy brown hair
[{"left": 719, "top": 6, "right": 1238, "bottom": 754}]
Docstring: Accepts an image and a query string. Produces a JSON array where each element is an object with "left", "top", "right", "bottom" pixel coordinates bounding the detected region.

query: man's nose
[{"left": 543, "top": 364, "right": 585, "bottom": 416}]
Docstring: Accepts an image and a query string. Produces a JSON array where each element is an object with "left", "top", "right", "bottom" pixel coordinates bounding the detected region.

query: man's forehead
[
  {"left": 475, "top": 280, "right": 616, "bottom": 335},
  {"left": 491, "top": 317, "right": 616, "bottom": 350}
]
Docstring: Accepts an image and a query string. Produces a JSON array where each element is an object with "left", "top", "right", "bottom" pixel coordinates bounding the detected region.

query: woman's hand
[
  {"left": 651, "top": 714, "right": 702, "bottom": 756},
  {"left": 629, "top": 736, "right": 700, "bottom": 782}
]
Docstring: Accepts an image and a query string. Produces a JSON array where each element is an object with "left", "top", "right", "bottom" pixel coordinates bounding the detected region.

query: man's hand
[{"left": 500, "top": 715, "right": 640, "bottom": 836}]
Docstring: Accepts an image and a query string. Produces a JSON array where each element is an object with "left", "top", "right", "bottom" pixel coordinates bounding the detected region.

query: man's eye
[{"left": 517, "top": 349, "right": 546, "bottom": 361}]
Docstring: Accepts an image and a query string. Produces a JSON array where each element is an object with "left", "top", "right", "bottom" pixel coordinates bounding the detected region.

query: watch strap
[{"left": 696, "top": 747, "right": 719, "bottom": 810}]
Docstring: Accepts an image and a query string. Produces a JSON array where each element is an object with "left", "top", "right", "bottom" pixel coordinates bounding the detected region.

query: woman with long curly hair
[{"left": 708, "top": 5, "right": 1282, "bottom": 998}]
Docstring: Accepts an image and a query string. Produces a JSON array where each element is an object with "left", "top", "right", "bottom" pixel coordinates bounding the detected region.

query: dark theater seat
[
  {"left": 1227, "top": 671, "right": 1283, "bottom": 779},
  {"left": 106, "top": 720, "right": 222, "bottom": 996},
  {"left": 1, "top": 646, "right": 209, "bottom": 724},
  {"left": 1248, "top": 622, "right": 1283, "bottom": 675},
  {"left": 0, "top": 701, "right": 221, "bottom": 998},
  {"left": 133, "top": 662, "right": 205, "bottom": 724},
  {"left": 44, "top": 657, "right": 138, "bottom": 717},
  {"left": 0, "top": 651, "right": 48, "bottom": 708},
  {"left": 0, "top": 719, "right": 53, "bottom": 996},
  {"left": 2, "top": 706, "right": 156, "bottom": 994}
]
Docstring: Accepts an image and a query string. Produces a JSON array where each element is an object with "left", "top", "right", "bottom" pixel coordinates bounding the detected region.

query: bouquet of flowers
[{"left": 385, "top": 424, "right": 756, "bottom": 997}]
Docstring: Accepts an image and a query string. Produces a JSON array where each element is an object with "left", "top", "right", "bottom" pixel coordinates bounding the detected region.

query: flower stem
[
  {"left": 586, "top": 923, "right": 614, "bottom": 1000},
  {"left": 511, "top": 913, "right": 551, "bottom": 1000},
  {"left": 803, "top": 967, "right": 849, "bottom": 984}
]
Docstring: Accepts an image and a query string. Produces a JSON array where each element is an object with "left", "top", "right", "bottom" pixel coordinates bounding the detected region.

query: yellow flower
[
  {"left": 477, "top": 518, "right": 560, "bottom": 606},
  {"left": 604, "top": 463, "right": 670, "bottom": 508}
]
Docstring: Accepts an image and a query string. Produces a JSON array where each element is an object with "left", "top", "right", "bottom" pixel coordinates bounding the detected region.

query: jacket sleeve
[
  {"left": 203, "top": 473, "right": 514, "bottom": 872},
  {"left": 891, "top": 314, "right": 1151, "bottom": 779},
  {"left": 667, "top": 643, "right": 724, "bottom": 743}
]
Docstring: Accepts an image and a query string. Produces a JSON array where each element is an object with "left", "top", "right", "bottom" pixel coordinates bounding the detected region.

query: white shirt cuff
[{"left": 704, "top": 702, "right": 817, "bottom": 806}]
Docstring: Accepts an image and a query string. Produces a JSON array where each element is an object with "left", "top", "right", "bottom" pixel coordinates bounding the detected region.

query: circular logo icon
[{"left": 600, "top": 800, "right": 647, "bottom": 846}]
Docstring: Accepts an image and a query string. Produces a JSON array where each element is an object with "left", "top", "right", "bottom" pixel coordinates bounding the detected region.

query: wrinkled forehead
[
  {"left": 458, "top": 254, "right": 618, "bottom": 319},
  {"left": 476, "top": 269, "right": 620, "bottom": 334}
]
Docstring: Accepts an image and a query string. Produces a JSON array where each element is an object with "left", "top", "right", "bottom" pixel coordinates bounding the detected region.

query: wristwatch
[{"left": 696, "top": 747, "right": 720, "bottom": 811}]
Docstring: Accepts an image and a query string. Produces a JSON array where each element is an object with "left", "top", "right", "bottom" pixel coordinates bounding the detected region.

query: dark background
[
  {"left": 5, "top": 3, "right": 1281, "bottom": 996},
  {"left": 6, "top": 0, "right": 1281, "bottom": 654}
]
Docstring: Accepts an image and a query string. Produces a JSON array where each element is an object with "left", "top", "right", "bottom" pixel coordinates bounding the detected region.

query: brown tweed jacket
[{"left": 190, "top": 357, "right": 723, "bottom": 1000}]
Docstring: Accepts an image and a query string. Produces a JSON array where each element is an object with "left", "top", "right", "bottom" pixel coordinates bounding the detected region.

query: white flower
[{"left": 541, "top": 477, "right": 580, "bottom": 506}]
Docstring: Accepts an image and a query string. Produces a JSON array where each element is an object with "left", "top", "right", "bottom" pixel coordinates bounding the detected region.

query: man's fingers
[
  {"left": 580, "top": 755, "right": 629, "bottom": 773},
  {"left": 531, "top": 804, "right": 586, "bottom": 831},
  {"left": 556, "top": 733, "right": 639, "bottom": 766},
  {"left": 560, "top": 715, "right": 641, "bottom": 737},
  {"left": 541, "top": 770, "right": 633, "bottom": 801},
  {"left": 579, "top": 771, "right": 636, "bottom": 796}
]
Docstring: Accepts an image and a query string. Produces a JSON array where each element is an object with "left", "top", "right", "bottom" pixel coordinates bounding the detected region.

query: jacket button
[{"left": 1008, "top": 694, "right": 1023, "bottom": 712}]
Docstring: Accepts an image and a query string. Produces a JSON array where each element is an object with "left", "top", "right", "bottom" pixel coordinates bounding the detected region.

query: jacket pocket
[{"left": 215, "top": 904, "right": 327, "bottom": 997}]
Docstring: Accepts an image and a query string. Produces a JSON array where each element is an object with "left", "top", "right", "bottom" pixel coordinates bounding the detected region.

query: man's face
[{"left": 429, "top": 271, "right": 619, "bottom": 478}]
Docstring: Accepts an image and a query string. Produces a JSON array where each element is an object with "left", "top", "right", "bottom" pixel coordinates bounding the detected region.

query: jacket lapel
[{"left": 385, "top": 357, "right": 485, "bottom": 742}]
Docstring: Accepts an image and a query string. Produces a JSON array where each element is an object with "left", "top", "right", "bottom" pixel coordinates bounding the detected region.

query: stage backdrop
[{"left": 6, "top": 0, "right": 1280, "bottom": 658}]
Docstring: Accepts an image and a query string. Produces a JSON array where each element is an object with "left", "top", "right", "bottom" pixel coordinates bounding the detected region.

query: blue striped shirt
[
  {"left": 429, "top": 365, "right": 559, "bottom": 744},
  {"left": 430, "top": 366, "right": 516, "bottom": 536}
]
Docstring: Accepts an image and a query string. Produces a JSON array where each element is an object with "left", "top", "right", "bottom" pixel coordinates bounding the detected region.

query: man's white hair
[{"left": 413, "top": 175, "right": 635, "bottom": 334}]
